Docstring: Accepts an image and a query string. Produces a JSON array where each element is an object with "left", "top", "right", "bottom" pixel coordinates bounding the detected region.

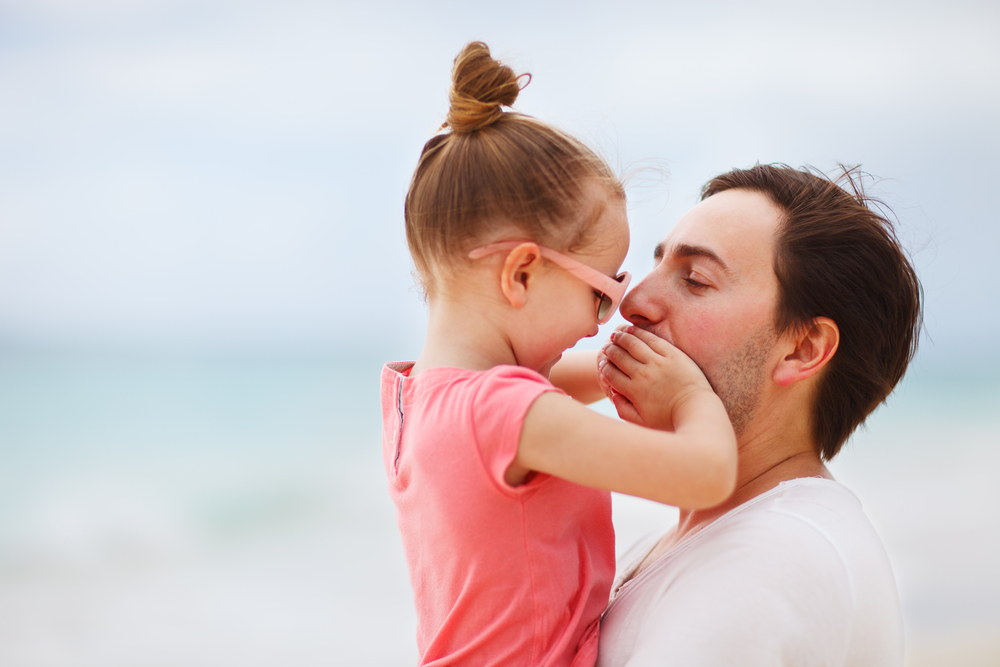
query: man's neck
[
  {"left": 624, "top": 433, "right": 831, "bottom": 584},
  {"left": 622, "top": 372, "right": 833, "bottom": 582},
  {"left": 674, "top": 424, "right": 832, "bottom": 544}
]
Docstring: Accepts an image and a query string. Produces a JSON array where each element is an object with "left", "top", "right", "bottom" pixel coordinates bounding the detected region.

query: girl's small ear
[
  {"left": 499, "top": 242, "right": 543, "bottom": 308},
  {"left": 773, "top": 317, "right": 839, "bottom": 387}
]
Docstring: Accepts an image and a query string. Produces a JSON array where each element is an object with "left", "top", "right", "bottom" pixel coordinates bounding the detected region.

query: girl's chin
[{"left": 539, "top": 353, "right": 562, "bottom": 377}]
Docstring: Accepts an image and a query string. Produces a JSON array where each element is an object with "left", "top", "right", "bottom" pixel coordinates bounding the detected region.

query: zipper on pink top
[{"left": 394, "top": 376, "right": 404, "bottom": 472}]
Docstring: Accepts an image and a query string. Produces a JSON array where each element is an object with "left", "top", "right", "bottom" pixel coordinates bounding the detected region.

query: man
[{"left": 596, "top": 164, "right": 922, "bottom": 666}]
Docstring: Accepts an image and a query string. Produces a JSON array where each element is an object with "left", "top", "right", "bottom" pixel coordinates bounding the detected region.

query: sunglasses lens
[
  {"left": 597, "top": 294, "right": 613, "bottom": 320},
  {"left": 594, "top": 274, "right": 628, "bottom": 321}
]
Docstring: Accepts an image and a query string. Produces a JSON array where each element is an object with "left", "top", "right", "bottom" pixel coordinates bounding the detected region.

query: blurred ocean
[{"left": 0, "top": 347, "right": 997, "bottom": 666}]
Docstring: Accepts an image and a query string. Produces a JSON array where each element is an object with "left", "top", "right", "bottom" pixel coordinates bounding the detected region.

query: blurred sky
[{"left": 1, "top": 0, "right": 998, "bottom": 371}]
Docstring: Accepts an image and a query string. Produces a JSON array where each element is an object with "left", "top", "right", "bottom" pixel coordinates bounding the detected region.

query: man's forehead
[{"left": 657, "top": 189, "right": 781, "bottom": 271}]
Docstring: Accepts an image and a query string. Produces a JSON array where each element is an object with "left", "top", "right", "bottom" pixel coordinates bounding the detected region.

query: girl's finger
[
  {"left": 601, "top": 342, "right": 642, "bottom": 376},
  {"left": 625, "top": 327, "right": 710, "bottom": 382},
  {"left": 596, "top": 353, "right": 614, "bottom": 398},
  {"left": 608, "top": 329, "right": 656, "bottom": 364},
  {"left": 600, "top": 324, "right": 630, "bottom": 349},
  {"left": 622, "top": 326, "right": 677, "bottom": 357},
  {"left": 599, "top": 357, "right": 634, "bottom": 392},
  {"left": 610, "top": 392, "right": 642, "bottom": 425},
  {"left": 603, "top": 361, "right": 645, "bottom": 414}
]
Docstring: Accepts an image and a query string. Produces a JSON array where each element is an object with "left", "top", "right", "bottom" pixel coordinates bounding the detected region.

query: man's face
[{"left": 619, "top": 188, "right": 784, "bottom": 435}]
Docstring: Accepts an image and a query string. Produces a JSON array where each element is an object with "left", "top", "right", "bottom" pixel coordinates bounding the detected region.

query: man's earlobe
[{"left": 773, "top": 317, "right": 839, "bottom": 387}]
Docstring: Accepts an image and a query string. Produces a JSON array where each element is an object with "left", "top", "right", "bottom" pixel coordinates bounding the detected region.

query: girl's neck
[{"left": 411, "top": 295, "right": 516, "bottom": 376}]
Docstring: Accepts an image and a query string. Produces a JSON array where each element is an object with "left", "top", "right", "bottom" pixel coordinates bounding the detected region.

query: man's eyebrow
[{"left": 657, "top": 242, "right": 732, "bottom": 275}]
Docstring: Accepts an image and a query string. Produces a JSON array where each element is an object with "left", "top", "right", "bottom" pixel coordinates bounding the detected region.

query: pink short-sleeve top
[{"left": 381, "top": 361, "right": 615, "bottom": 667}]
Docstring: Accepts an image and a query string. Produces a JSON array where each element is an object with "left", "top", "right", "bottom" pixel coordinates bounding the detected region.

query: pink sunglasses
[{"left": 468, "top": 241, "right": 631, "bottom": 324}]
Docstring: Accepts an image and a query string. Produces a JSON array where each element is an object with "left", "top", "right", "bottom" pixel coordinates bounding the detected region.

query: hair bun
[{"left": 445, "top": 42, "right": 528, "bottom": 134}]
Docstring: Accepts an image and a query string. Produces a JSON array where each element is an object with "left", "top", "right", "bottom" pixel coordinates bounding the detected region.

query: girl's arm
[
  {"left": 512, "top": 327, "right": 738, "bottom": 509},
  {"left": 547, "top": 350, "right": 605, "bottom": 404}
]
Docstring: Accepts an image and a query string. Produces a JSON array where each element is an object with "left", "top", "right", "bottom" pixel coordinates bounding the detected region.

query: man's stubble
[{"left": 709, "top": 325, "right": 775, "bottom": 436}]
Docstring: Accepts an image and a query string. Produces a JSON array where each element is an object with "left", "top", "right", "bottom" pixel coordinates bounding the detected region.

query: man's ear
[
  {"left": 499, "top": 242, "right": 543, "bottom": 308},
  {"left": 773, "top": 317, "right": 839, "bottom": 387}
]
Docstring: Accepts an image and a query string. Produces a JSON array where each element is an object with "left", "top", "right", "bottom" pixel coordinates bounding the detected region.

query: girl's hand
[
  {"left": 600, "top": 326, "right": 715, "bottom": 430},
  {"left": 520, "top": 330, "right": 737, "bottom": 509},
  {"left": 596, "top": 346, "right": 615, "bottom": 400}
]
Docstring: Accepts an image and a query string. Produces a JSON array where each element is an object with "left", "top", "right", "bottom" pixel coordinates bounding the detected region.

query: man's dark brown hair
[{"left": 702, "top": 164, "right": 923, "bottom": 460}]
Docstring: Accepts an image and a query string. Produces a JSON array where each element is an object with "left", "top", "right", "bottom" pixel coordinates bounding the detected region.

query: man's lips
[
  {"left": 631, "top": 325, "right": 716, "bottom": 390},
  {"left": 633, "top": 324, "right": 675, "bottom": 347}
]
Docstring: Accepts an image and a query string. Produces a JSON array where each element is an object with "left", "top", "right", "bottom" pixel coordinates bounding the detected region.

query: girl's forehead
[{"left": 578, "top": 197, "right": 629, "bottom": 268}]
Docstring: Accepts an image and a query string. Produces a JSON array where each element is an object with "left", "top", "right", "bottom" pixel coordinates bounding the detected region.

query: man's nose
[{"left": 619, "top": 278, "right": 665, "bottom": 328}]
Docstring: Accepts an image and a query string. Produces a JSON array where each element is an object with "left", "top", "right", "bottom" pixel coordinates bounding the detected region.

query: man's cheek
[{"left": 677, "top": 315, "right": 719, "bottom": 359}]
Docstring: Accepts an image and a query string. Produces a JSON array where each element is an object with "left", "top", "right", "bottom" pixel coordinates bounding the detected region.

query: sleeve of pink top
[{"left": 470, "top": 366, "right": 565, "bottom": 494}]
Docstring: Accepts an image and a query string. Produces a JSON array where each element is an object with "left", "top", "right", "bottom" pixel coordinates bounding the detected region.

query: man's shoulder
[
  {"left": 598, "top": 479, "right": 904, "bottom": 667},
  {"left": 702, "top": 478, "right": 887, "bottom": 565},
  {"left": 664, "top": 478, "right": 893, "bottom": 588},
  {"left": 609, "top": 478, "right": 898, "bottom": 630}
]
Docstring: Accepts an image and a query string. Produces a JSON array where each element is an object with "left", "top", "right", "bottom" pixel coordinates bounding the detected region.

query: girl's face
[{"left": 514, "top": 189, "right": 630, "bottom": 377}]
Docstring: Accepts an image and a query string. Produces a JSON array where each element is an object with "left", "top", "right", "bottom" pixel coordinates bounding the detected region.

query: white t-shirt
[{"left": 597, "top": 478, "right": 904, "bottom": 667}]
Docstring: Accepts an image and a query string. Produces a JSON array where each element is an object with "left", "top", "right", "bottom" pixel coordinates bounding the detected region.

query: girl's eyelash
[{"left": 683, "top": 277, "right": 708, "bottom": 289}]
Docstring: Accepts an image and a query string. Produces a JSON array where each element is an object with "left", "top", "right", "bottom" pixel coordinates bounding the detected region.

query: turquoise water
[
  {"left": 0, "top": 347, "right": 997, "bottom": 665},
  {"left": 0, "top": 348, "right": 400, "bottom": 665}
]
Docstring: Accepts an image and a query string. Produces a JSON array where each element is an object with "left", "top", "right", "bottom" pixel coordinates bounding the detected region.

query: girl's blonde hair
[{"left": 404, "top": 42, "right": 624, "bottom": 292}]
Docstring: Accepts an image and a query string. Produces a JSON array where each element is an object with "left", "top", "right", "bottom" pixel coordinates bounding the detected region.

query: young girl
[{"left": 381, "top": 42, "right": 737, "bottom": 667}]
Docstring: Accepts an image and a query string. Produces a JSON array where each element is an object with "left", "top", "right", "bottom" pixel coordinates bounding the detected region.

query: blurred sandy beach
[{"left": 0, "top": 348, "right": 996, "bottom": 666}]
